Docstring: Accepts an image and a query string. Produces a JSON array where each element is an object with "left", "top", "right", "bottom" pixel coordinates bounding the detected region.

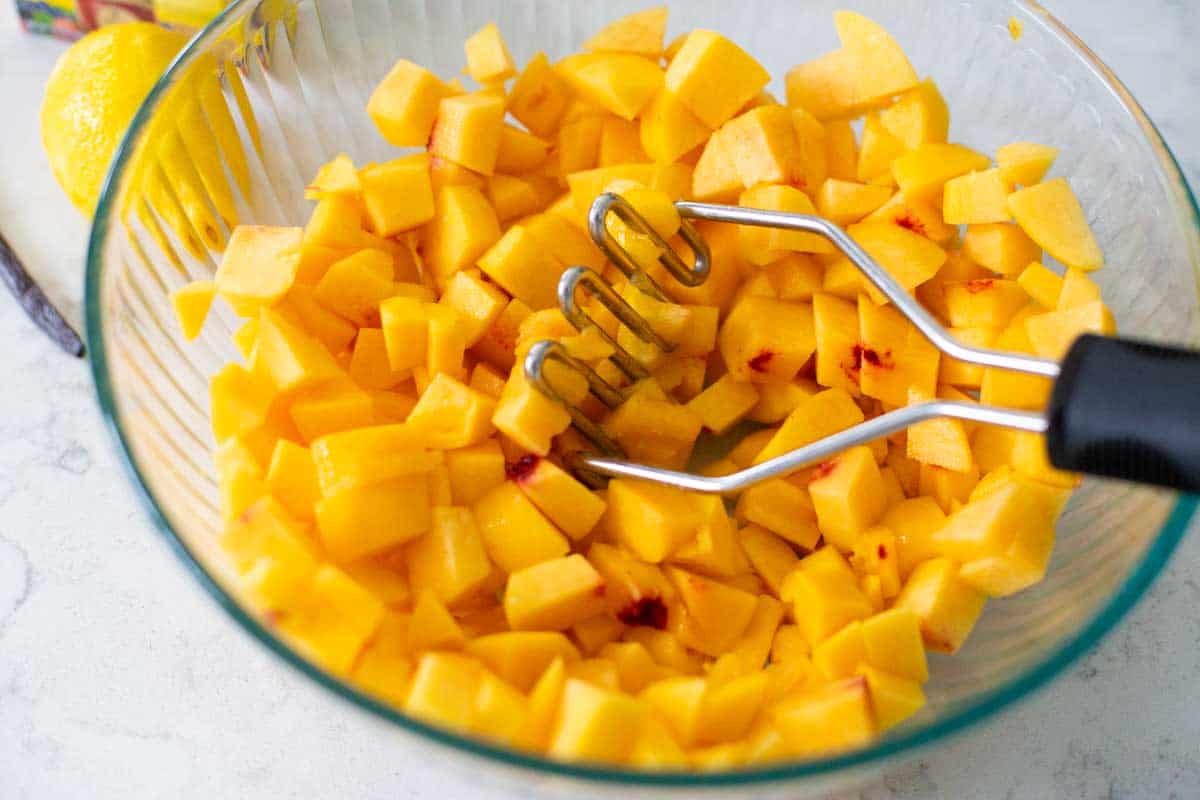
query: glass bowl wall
[{"left": 87, "top": 0, "right": 1200, "bottom": 793}]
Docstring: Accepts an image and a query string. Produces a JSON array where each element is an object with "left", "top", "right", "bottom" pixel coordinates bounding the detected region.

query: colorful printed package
[{"left": 17, "top": 0, "right": 225, "bottom": 39}]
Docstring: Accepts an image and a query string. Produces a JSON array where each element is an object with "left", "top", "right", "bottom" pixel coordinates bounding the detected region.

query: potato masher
[{"left": 524, "top": 193, "right": 1200, "bottom": 494}]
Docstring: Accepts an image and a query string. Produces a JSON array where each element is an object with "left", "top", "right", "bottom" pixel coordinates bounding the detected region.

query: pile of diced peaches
[{"left": 169, "top": 6, "right": 1114, "bottom": 769}]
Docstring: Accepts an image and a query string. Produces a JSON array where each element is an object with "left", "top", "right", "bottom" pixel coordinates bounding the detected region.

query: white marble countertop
[{"left": 1, "top": 2, "right": 1198, "bottom": 797}]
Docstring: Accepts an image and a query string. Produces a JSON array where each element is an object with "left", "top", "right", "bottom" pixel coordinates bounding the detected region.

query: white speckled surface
[{"left": 1, "top": 2, "right": 1198, "bottom": 797}]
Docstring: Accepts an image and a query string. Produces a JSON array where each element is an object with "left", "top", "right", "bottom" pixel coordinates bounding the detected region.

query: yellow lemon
[
  {"left": 42, "top": 21, "right": 259, "bottom": 261},
  {"left": 41, "top": 22, "right": 188, "bottom": 215}
]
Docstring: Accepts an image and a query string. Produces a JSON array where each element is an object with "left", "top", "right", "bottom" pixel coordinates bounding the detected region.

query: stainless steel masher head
[{"left": 523, "top": 193, "right": 1200, "bottom": 494}]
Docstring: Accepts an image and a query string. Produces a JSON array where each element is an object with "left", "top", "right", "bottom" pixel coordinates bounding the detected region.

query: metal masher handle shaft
[
  {"left": 556, "top": 200, "right": 1065, "bottom": 491},
  {"left": 579, "top": 332, "right": 1200, "bottom": 494},
  {"left": 675, "top": 202, "right": 1061, "bottom": 378},
  {"left": 577, "top": 401, "right": 1047, "bottom": 494},
  {"left": 673, "top": 203, "right": 1200, "bottom": 492},
  {"left": 543, "top": 197, "right": 1200, "bottom": 494}
]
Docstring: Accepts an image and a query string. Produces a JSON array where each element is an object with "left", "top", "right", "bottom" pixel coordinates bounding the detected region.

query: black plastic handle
[{"left": 1047, "top": 334, "right": 1200, "bottom": 492}]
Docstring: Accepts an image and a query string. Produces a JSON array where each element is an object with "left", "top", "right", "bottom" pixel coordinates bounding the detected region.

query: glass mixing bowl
[{"left": 85, "top": 0, "right": 1200, "bottom": 794}]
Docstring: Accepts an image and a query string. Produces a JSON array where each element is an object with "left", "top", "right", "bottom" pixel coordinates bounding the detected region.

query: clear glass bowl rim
[{"left": 84, "top": 0, "right": 1200, "bottom": 786}]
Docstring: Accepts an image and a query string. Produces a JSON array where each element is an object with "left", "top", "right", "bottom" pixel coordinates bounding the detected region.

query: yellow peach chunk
[
  {"left": 861, "top": 607, "right": 928, "bottom": 682},
  {"left": 170, "top": 280, "right": 215, "bottom": 341},
  {"left": 879, "top": 79, "right": 948, "bottom": 149},
  {"left": 782, "top": 552, "right": 868, "bottom": 653},
  {"left": 785, "top": 12, "right": 917, "bottom": 121},
  {"left": 265, "top": 439, "right": 320, "bottom": 522},
  {"left": 216, "top": 226, "right": 302, "bottom": 316},
  {"left": 404, "top": 652, "right": 480, "bottom": 730},
  {"left": 944, "top": 278, "right": 1028, "bottom": 329},
  {"left": 857, "top": 296, "right": 940, "bottom": 406},
  {"left": 841, "top": 220, "right": 947, "bottom": 303},
  {"left": 1056, "top": 267, "right": 1102, "bottom": 309},
  {"left": 477, "top": 225, "right": 565, "bottom": 312},
  {"left": 231, "top": 318, "right": 259, "bottom": 358},
  {"left": 1007, "top": 178, "right": 1104, "bottom": 271},
  {"left": 811, "top": 293, "right": 864, "bottom": 394},
  {"left": 429, "top": 93, "right": 506, "bottom": 175},
  {"left": 722, "top": 105, "right": 803, "bottom": 189},
  {"left": 220, "top": 496, "right": 315, "bottom": 575},
  {"left": 1024, "top": 300, "right": 1116, "bottom": 360},
  {"left": 640, "top": 90, "right": 712, "bottom": 164},
  {"left": 349, "top": 328, "right": 409, "bottom": 390},
  {"left": 423, "top": 185, "right": 502, "bottom": 284},
  {"left": 667, "top": 566, "right": 759, "bottom": 655},
  {"left": 737, "top": 183, "right": 832, "bottom": 262},
  {"left": 308, "top": 424, "right": 433, "bottom": 495},
  {"left": 574, "top": 122, "right": 635, "bottom": 170},
  {"left": 906, "top": 386, "right": 974, "bottom": 472},
  {"left": 812, "top": 619, "right": 866, "bottom": 680},
  {"left": 1010, "top": 430, "right": 1079, "bottom": 489},
  {"left": 604, "top": 479, "right": 711, "bottom": 563},
  {"left": 305, "top": 153, "right": 361, "bottom": 200},
  {"left": 509, "top": 53, "right": 573, "bottom": 138},
  {"left": 313, "top": 249, "right": 394, "bottom": 327},
  {"left": 670, "top": 505, "right": 749, "bottom": 578},
  {"left": 466, "top": 632, "right": 580, "bottom": 695},
  {"left": 932, "top": 472, "right": 1069, "bottom": 596},
  {"left": 510, "top": 455, "right": 607, "bottom": 541},
  {"left": 558, "top": 53, "right": 664, "bottom": 121},
  {"left": 490, "top": 365, "right": 574, "bottom": 456},
  {"left": 856, "top": 113, "right": 905, "bottom": 184},
  {"left": 464, "top": 23, "right": 516, "bottom": 83},
  {"left": 790, "top": 107, "right": 830, "bottom": 192},
  {"left": 441, "top": 440, "right": 504, "bottom": 506},
  {"left": 359, "top": 154, "right": 435, "bottom": 236},
  {"left": 890, "top": 143, "right": 990, "bottom": 201},
  {"left": 554, "top": 115, "right": 604, "bottom": 176},
  {"left": 473, "top": 481, "right": 570, "bottom": 573},
  {"left": 739, "top": 525, "right": 801, "bottom": 597},
  {"left": 378, "top": 295, "right": 427, "bottom": 374},
  {"left": 996, "top": 141, "right": 1058, "bottom": 187},
  {"left": 367, "top": 59, "right": 452, "bottom": 147},
  {"left": 406, "top": 506, "right": 494, "bottom": 607},
  {"left": 584, "top": 6, "right": 668, "bottom": 59},
  {"left": 832, "top": 9, "right": 919, "bottom": 105},
  {"left": 505, "top": 554, "right": 608, "bottom": 631},
  {"left": 883, "top": 496, "right": 946, "bottom": 579},
  {"left": 942, "top": 168, "right": 1012, "bottom": 225},
  {"left": 864, "top": 190, "right": 956, "bottom": 243},
  {"left": 549, "top": 679, "right": 644, "bottom": 762},
  {"left": 807, "top": 445, "right": 886, "bottom": 550},
  {"left": 665, "top": 30, "right": 770, "bottom": 129},
  {"left": 495, "top": 124, "right": 550, "bottom": 173},
  {"left": 735, "top": 479, "right": 820, "bottom": 550},
  {"left": 894, "top": 557, "right": 986, "bottom": 653},
  {"left": 816, "top": 179, "right": 892, "bottom": 226},
  {"left": 824, "top": 119, "right": 859, "bottom": 182},
  {"left": 849, "top": 527, "right": 902, "bottom": 599},
  {"left": 252, "top": 307, "right": 342, "bottom": 393},
  {"left": 979, "top": 308, "right": 1053, "bottom": 409},
  {"left": 719, "top": 295, "right": 817, "bottom": 383},
  {"left": 406, "top": 372, "right": 495, "bottom": 449},
  {"left": 439, "top": 270, "right": 507, "bottom": 348},
  {"left": 858, "top": 665, "right": 925, "bottom": 730},
  {"left": 772, "top": 676, "right": 876, "bottom": 756},
  {"left": 287, "top": 564, "right": 386, "bottom": 673},
  {"left": 692, "top": 128, "right": 742, "bottom": 203},
  {"left": 686, "top": 375, "right": 760, "bottom": 434},
  {"left": 316, "top": 475, "right": 431, "bottom": 562}
]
